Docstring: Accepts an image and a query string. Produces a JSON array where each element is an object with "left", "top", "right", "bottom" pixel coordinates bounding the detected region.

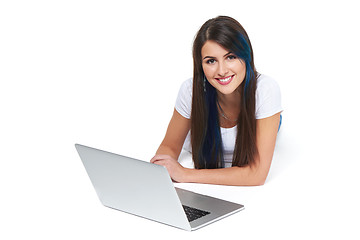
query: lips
[{"left": 215, "top": 75, "right": 234, "bottom": 85}]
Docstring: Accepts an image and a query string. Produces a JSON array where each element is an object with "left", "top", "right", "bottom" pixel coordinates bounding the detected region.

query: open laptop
[{"left": 75, "top": 144, "right": 244, "bottom": 231}]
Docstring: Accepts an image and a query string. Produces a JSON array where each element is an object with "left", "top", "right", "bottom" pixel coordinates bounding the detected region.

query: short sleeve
[
  {"left": 255, "top": 75, "right": 283, "bottom": 119},
  {"left": 175, "top": 78, "right": 193, "bottom": 119}
]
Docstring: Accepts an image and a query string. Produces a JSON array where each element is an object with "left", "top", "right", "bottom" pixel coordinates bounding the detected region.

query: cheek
[
  {"left": 233, "top": 62, "right": 246, "bottom": 78},
  {"left": 202, "top": 64, "right": 214, "bottom": 78}
]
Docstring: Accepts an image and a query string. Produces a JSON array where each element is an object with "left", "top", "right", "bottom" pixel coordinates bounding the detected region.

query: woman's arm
[
  {"left": 154, "top": 108, "right": 191, "bottom": 160},
  {"left": 152, "top": 113, "right": 281, "bottom": 186}
]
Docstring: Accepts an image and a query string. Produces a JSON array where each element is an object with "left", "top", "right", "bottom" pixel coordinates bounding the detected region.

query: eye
[
  {"left": 206, "top": 59, "right": 216, "bottom": 64},
  {"left": 227, "top": 55, "right": 237, "bottom": 60}
]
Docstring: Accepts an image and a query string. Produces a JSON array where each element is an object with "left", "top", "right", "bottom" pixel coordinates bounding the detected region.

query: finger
[
  {"left": 152, "top": 160, "right": 167, "bottom": 167},
  {"left": 151, "top": 157, "right": 166, "bottom": 164},
  {"left": 150, "top": 156, "right": 163, "bottom": 163},
  {"left": 150, "top": 154, "right": 171, "bottom": 163},
  {"left": 150, "top": 156, "right": 160, "bottom": 163},
  {"left": 151, "top": 159, "right": 162, "bottom": 164}
]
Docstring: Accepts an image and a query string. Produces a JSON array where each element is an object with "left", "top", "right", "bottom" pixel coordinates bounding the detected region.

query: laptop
[{"left": 75, "top": 144, "right": 244, "bottom": 231}]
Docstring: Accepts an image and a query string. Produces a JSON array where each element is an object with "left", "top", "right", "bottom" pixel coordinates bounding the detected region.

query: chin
[{"left": 214, "top": 83, "right": 243, "bottom": 96}]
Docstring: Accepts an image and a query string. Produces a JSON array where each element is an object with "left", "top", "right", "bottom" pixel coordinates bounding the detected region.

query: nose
[{"left": 217, "top": 61, "right": 228, "bottom": 77}]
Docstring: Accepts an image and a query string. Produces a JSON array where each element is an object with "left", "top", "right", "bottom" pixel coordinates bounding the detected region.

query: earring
[{"left": 203, "top": 77, "right": 207, "bottom": 92}]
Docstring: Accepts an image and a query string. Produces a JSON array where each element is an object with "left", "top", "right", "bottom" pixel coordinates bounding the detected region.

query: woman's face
[{"left": 201, "top": 40, "right": 246, "bottom": 97}]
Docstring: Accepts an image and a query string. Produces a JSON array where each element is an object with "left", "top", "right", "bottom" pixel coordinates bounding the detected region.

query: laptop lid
[{"left": 75, "top": 144, "right": 191, "bottom": 231}]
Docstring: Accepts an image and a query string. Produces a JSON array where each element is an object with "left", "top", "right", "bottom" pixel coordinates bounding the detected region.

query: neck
[{"left": 217, "top": 91, "right": 241, "bottom": 109}]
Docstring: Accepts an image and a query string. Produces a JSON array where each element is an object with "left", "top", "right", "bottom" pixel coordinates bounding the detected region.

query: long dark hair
[{"left": 191, "top": 16, "right": 258, "bottom": 169}]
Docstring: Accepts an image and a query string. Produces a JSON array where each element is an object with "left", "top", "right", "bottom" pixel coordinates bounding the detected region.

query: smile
[{"left": 216, "top": 75, "right": 234, "bottom": 85}]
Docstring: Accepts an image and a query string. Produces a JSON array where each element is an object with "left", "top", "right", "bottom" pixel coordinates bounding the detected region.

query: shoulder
[
  {"left": 175, "top": 78, "right": 193, "bottom": 119},
  {"left": 177, "top": 78, "right": 193, "bottom": 99},
  {"left": 180, "top": 78, "right": 193, "bottom": 92},
  {"left": 256, "top": 74, "right": 280, "bottom": 94},
  {"left": 255, "top": 74, "right": 282, "bottom": 119}
]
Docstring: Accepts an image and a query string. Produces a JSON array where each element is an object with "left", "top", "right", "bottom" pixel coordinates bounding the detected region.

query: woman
[{"left": 150, "top": 16, "right": 282, "bottom": 186}]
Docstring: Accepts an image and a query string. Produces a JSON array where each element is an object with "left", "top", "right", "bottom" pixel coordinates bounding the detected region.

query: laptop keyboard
[{"left": 182, "top": 205, "right": 210, "bottom": 222}]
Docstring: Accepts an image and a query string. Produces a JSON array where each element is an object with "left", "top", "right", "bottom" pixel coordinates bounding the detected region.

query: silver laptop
[{"left": 75, "top": 144, "right": 244, "bottom": 231}]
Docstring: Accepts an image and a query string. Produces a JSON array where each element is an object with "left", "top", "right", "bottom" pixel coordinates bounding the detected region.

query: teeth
[{"left": 219, "top": 76, "right": 232, "bottom": 82}]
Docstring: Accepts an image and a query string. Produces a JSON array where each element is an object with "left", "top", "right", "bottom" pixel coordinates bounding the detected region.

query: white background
[{"left": 1, "top": 0, "right": 359, "bottom": 239}]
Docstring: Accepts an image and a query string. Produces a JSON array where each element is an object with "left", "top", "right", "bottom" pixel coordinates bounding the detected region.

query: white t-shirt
[{"left": 175, "top": 74, "right": 283, "bottom": 168}]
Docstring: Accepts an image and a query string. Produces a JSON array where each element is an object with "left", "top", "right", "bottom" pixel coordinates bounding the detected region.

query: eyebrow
[{"left": 203, "top": 52, "right": 233, "bottom": 60}]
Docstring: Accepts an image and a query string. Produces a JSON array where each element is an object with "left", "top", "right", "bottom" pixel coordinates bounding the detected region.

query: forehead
[{"left": 201, "top": 40, "right": 230, "bottom": 57}]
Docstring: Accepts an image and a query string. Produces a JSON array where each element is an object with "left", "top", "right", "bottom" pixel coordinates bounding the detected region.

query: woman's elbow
[
  {"left": 254, "top": 178, "right": 266, "bottom": 186},
  {"left": 242, "top": 177, "right": 266, "bottom": 186},
  {"left": 244, "top": 167, "right": 268, "bottom": 186},
  {"left": 233, "top": 179, "right": 265, "bottom": 186}
]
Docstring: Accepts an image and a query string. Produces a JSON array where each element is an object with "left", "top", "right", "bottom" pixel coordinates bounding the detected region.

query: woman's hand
[{"left": 150, "top": 155, "right": 187, "bottom": 183}]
